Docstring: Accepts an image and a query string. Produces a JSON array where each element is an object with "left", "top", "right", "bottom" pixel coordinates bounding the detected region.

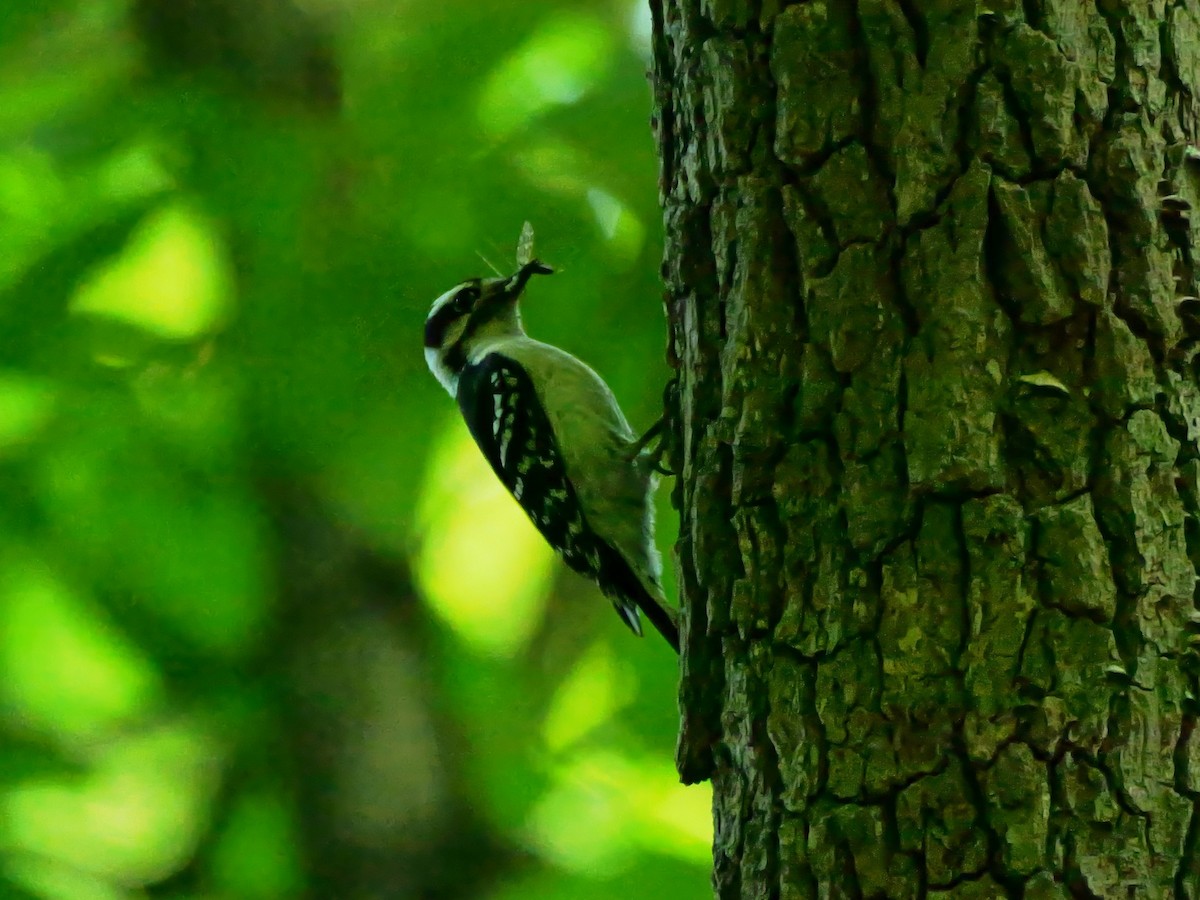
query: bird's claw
[{"left": 628, "top": 416, "right": 677, "bottom": 475}]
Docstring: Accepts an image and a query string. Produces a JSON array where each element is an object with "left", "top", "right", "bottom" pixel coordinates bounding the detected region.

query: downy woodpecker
[{"left": 423, "top": 260, "right": 679, "bottom": 652}]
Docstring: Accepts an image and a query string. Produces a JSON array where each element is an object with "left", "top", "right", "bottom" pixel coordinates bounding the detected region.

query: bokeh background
[{"left": 0, "top": 1, "right": 708, "bottom": 897}]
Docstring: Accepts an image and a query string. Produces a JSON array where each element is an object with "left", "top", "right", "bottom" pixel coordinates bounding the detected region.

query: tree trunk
[{"left": 652, "top": 1, "right": 1200, "bottom": 895}]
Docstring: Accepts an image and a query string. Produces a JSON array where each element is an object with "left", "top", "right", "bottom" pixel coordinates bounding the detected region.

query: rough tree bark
[{"left": 652, "top": 1, "right": 1200, "bottom": 896}]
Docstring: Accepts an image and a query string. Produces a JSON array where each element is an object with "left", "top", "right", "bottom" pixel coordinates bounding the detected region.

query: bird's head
[{"left": 423, "top": 259, "right": 553, "bottom": 394}]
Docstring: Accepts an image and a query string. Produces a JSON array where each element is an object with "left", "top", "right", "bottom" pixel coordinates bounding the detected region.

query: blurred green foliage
[{"left": 0, "top": 1, "right": 706, "bottom": 897}]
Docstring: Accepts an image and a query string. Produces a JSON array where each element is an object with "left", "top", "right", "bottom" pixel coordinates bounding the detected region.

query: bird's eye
[{"left": 451, "top": 286, "right": 479, "bottom": 315}]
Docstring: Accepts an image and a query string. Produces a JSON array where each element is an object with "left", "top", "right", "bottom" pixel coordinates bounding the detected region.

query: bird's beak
[{"left": 502, "top": 259, "right": 554, "bottom": 299}]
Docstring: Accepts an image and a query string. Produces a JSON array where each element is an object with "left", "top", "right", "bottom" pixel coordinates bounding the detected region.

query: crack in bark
[{"left": 893, "top": 0, "right": 927, "bottom": 69}]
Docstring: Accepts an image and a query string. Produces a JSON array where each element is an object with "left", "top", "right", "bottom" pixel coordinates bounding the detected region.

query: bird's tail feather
[
  {"left": 597, "top": 539, "right": 680, "bottom": 654},
  {"left": 636, "top": 585, "right": 680, "bottom": 654}
]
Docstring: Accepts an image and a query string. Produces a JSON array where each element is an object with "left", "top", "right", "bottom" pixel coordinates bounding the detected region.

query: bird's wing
[
  {"left": 494, "top": 342, "right": 673, "bottom": 639},
  {"left": 456, "top": 352, "right": 645, "bottom": 637}
]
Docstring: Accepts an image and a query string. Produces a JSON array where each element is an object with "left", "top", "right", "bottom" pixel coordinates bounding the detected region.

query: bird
[{"left": 422, "top": 258, "right": 679, "bottom": 652}]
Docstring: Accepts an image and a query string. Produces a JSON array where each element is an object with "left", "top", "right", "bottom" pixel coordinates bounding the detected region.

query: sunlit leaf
[
  {"left": 3, "top": 855, "right": 134, "bottom": 900},
  {"left": 527, "top": 752, "right": 709, "bottom": 874},
  {"left": 542, "top": 642, "right": 635, "bottom": 752},
  {"left": 71, "top": 202, "right": 234, "bottom": 342},
  {"left": 527, "top": 755, "right": 633, "bottom": 874},
  {"left": 634, "top": 775, "right": 711, "bottom": 863},
  {"left": 625, "top": 0, "right": 653, "bottom": 60},
  {"left": 585, "top": 189, "right": 644, "bottom": 268},
  {"left": 478, "top": 14, "right": 614, "bottom": 139},
  {"left": 0, "top": 556, "right": 161, "bottom": 741},
  {"left": 2, "top": 722, "right": 222, "bottom": 885},
  {"left": 415, "top": 417, "right": 555, "bottom": 657},
  {"left": 512, "top": 137, "right": 591, "bottom": 195}
]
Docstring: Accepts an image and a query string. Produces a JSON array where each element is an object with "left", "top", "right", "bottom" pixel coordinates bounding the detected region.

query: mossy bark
[{"left": 651, "top": 1, "right": 1200, "bottom": 895}]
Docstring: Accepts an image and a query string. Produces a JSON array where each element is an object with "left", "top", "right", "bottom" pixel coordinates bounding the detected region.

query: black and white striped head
[{"left": 423, "top": 260, "right": 553, "bottom": 394}]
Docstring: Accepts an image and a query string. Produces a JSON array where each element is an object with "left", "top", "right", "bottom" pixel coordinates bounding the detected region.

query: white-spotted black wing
[{"left": 456, "top": 353, "right": 646, "bottom": 637}]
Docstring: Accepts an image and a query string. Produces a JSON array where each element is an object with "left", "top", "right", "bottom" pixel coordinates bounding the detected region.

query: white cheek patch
[
  {"left": 425, "top": 346, "right": 459, "bottom": 396},
  {"left": 424, "top": 305, "right": 472, "bottom": 397}
]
